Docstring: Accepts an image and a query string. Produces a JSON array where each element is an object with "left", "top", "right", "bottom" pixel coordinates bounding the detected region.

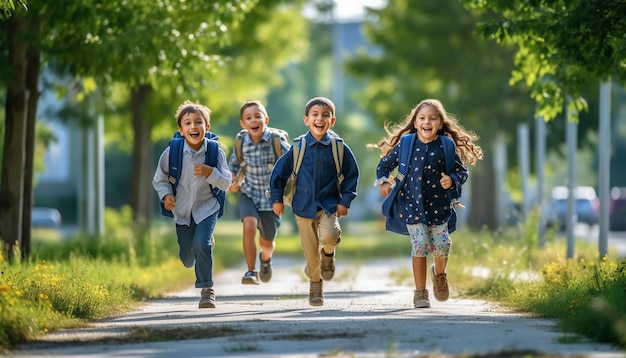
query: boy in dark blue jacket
[{"left": 269, "top": 97, "right": 359, "bottom": 306}]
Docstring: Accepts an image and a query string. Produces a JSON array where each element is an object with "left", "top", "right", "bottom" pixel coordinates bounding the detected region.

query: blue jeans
[{"left": 176, "top": 213, "right": 217, "bottom": 288}]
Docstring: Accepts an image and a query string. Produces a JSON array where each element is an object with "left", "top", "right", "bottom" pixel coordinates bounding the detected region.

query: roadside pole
[
  {"left": 535, "top": 115, "right": 546, "bottom": 247},
  {"left": 518, "top": 124, "right": 530, "bottom": 222},
  {"left": 566, "top": 98, "right": 577, "bottom": 259},
  {"left": 494, "top": 133, "right": 506, "bottom": 228},
  {"left": 598, "top": 80, "right": 611, "bottom": 257}
]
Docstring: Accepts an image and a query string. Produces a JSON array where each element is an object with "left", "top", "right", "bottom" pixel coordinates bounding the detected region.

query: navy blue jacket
[{"left": 270, "top": 132, "right": 359, "bottom": 219}]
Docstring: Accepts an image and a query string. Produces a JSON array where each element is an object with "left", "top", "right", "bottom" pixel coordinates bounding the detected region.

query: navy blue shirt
[
  {"left": 376, "top": 136, "right": 468, "bottom": 226},
  {"left": 270, "top": 132, "right": 360, "bottom": 219}
]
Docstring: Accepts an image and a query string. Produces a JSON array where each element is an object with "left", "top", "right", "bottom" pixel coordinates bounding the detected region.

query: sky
[
  {"left": 303, "top": 0, "right": 387, "bottom": 22},
  {"left": 335, "top": 0, "right": 386, "bottom": 21}
]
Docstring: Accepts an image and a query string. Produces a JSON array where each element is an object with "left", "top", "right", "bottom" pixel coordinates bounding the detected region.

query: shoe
[
  {"left": 321, "top": 250, "right": 335, "bottom": 281},
  {"left": 199, "top": 288, "right": 216, "bottom": 308},
  {"left": 241, "top": 270, "right": 260, "bottom": 285},
  {"left": 431, "top": 264, "right": 449, "bottom": 302},
  {"left": 309, "top": 280, "right": 324, "bottom": 306},
  {"left": 259, "top": 252, "right": 272, "bottom": 283},
  {"left": 413, "top": 289, "right": 430, "bottom": 308}
]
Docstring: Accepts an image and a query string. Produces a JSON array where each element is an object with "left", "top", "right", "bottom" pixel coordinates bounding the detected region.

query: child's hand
[
  {"left": 162, "top": 194, "right": 176, "bottom": 211},
  {"left": 440, "top": 173, "right": 452, "bottom": 189},
  {"left": 272, "top": 202, "right": 284, "bottom": 216},
  {"left": 380, "top": 182, "right": 391, "bottom": 196},
  {"left": 229, "top": 173, "right": 240, "bottom": 192},
  {"left": 336, "top": 204, "right": 348, "bottom": 218},
  {"left": 194, "top": 163, "right": 213, "bottom": 177}
]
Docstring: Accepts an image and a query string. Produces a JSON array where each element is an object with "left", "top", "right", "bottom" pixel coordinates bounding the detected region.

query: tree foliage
[
  {"left": 344, "top": 0, "right": 539, "bottom": 228},
  {"left": 0, "top": 0, "right": 27, "bottom": 19},
  {"left": 460, "top": 0, "right": 626, "bottom": 120},
  {"left": 0, "top": 0, "right": 308, "bottom": 255}
]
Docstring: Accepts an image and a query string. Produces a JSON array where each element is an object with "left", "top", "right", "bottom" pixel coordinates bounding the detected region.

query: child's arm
[
  {"left": 201, "top": 148, "right": 233, "bottom": 192},
  {"left": 269, "top": 147, "right": 294, "bottom": 204},
  {"left": 338, "top": 144, "right": 359, "bottom": 209},
  {"left": 446, "top": 152, "right": 468, "bottom": 198},
  {"left": 152, "top": 148, "right": 175, "bottom": 204},
  {"left": 374, "top": 144, "right": 400, "bottom": 196}
]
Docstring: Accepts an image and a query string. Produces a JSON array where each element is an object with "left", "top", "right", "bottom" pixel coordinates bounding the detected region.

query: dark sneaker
[
  {"left": 309, "top": 280, "right": 324, "bottom": 306},
  {"left": 199, "top": 288, "right": 216, "bottom": 308},
  {"left": 321, "top": 250, "right": 335, "bottom": 281},
  {"left": 259, "top": 252, "right": 272, "bottom": 283},
  {"left": 431, "top": 264, "right": 449, "bottom": 302},
  {"left": 413, "top": 289, "right": 430, "bottom": 308},
  {"left": 241, "top": 270, "right": 260, "bottom": 285}
]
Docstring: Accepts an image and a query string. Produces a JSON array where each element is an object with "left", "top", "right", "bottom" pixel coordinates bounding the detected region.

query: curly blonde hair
[{"left": 370, "top": 99, "right": 483, "bottom": 166}]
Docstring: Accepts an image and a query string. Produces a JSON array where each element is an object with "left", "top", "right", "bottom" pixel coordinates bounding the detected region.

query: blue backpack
[
  {"left": 160, "top": 131, "right": 226, "bottom": 218},
  {"left": 381, "top": 134, "right": 460, "bottom": 235}
]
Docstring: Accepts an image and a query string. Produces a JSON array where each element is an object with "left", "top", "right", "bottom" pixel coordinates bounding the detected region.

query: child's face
[
  {"left": 304, "top": 104, "right": 335, "bottom": 141},
  {"left": 178, "top": 111, "right": 210, "bottom": 151},
  {"left": 413, "top": 105, "right": 442, "bottom": 143},
  {"left": 240, "top": 105, "right": 269, "bottom": 143}
]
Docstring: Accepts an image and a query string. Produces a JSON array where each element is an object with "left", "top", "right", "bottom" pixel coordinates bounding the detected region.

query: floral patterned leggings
[{"left": 407, "top": 222, "right": 451, "bottom": 258}]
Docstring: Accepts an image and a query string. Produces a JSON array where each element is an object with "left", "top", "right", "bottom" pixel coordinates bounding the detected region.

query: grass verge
[{"left": 1, "top": 208, "right": 625, "bottom": 351}]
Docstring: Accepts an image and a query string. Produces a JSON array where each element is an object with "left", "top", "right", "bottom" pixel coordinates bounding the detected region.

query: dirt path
[{"left": 9, "top": 258, "right": 625, "bottom": 357}]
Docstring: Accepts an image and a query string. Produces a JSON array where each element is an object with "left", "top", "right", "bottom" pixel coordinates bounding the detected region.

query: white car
[{"left": 32, "top": 207, "right": 62, "bottom": 227}]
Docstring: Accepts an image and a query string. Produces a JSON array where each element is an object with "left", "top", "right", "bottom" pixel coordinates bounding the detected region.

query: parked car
[
  {"left": 610, "top": 187, "right": 626, "bottom": 231},
  {"left": 548, "top": 186, "right": 599, "bottom": 230},
  {"left": 32, "top": 207, "right": 62, "bottom": 228}
]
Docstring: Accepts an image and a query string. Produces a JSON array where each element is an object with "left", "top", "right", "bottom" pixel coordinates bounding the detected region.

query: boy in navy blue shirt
[{"left": 269, "top": 97, "right": 359, "bottom": 306}]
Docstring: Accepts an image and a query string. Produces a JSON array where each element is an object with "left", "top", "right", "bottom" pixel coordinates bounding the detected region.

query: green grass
[{"left": 1, "top": 208, "right": 625, "bottom": 352}]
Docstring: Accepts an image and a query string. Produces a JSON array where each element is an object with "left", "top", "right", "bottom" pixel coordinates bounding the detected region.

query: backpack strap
[
  {"left": 396, "top": 134, "right": 416, "bottom": 183},
  {"left": 205, "top": 139, "right": 225, "bottom": 218},
  {"left": 167, "top": 137, "right": 185, "bottom": 194},
  {"left": 234, "top": 129, "right": 246, "bottom": 164},
  {"left": 441, "top": 135, "right": 455, "bottom": 175},
  {"left": 271, "top": 131, "right": 287, "bottom": 160},
  {"left": 440, "top": 135, "right": 462, "bottom": 205},
  {"left": 292, "top": 136, "right": 306, "bottom": 176},
  {"left": 330, "top": 137, "right": 344, "bottom": 187}
]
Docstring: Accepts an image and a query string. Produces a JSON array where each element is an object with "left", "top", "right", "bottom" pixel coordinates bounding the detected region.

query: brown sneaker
[
  {"left": 309, "top": 280, "right": 324, "bottom": 306},
  {"left": 199, "top": 288, "right": 216, "bottom": 308},
  {"left": 431, "top": 264, "right": 449, "bottom": 302},
  {"left": 321, "top": 250, "right": 335, "bottom": 280},
  {"left": 258, "top": 252, "right": 272, "bottom": 283},
  {"left": 413, "top": 289, "right": 430, "bottom": 308}
]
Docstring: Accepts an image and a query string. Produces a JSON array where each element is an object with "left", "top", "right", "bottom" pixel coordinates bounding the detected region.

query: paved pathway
[{"left": 9, "top": 258, "right": 626, "bottom": 358}]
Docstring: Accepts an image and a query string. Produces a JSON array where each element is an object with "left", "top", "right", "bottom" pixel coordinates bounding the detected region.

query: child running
[
  {"left": 153, "top": 100, "right": 232, "bottom": 309},
  {"left": 269, "top": 96, "right": 359, "bottom": 306},
  {"left": 229, "top": 100, "right": 290, "bottom": 285},
  {"left": 372, "top": 99, "right": 483, "bottom": 308}
]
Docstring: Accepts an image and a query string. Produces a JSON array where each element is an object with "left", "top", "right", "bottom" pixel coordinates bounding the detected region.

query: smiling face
[
  {"left": 413, "top": 104, "right": 443, "bottom": 143},
  {"left": 240, "top": 104, "right": 269, "bottom": 143},
  {"left": 178, "top": 111, "right": 210, "bottom": 151},
  {"left": 304, "top": 104, "right": 335, "bottom": 141}
]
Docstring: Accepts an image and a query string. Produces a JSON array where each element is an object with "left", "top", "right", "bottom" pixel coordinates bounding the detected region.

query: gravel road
[{"left": 9, "top": 257, "right": 626, "bottom": 358}]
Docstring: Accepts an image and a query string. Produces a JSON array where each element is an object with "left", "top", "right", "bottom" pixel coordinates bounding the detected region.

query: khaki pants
[{"left": 295, "top": 211, "right": 342, "bottom": 281}]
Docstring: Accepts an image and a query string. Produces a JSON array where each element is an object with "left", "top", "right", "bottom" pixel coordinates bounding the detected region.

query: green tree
[
  {"left": 344, "top": 0, "right": 535, "bottom": 229},
  {"left": 460, "top": 0, "right": 626, "bottom": 121},
  {"left": 0, "top": 0, "right": 26, "bottom": 19},
  {"left": 0, "top": 0, "right": 307, "bottom": 257}
]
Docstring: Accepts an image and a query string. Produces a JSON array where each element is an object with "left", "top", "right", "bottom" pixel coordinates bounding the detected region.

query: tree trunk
[
  {"left": 130, "top": 84, "right": 154, "bottom": 232},
  {"left": 21, "top": 46, "right": 41, "bottom": 258},
  {"left": 0, "top": 16, "right": 28, "bottom": 261},
  {"left": 467, "top": 151, "right": 497, "bottom": 230}
]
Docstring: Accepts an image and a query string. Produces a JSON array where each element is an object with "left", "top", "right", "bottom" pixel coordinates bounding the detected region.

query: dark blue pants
[{"left": 176, "top": 212, "right": 217, "bottom": 288}]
